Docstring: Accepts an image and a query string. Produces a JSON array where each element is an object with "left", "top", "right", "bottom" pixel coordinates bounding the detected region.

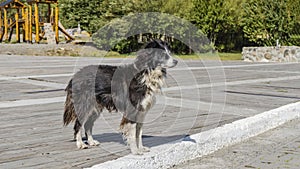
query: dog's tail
[{"left": 63, "top": 79, "right": 77, "bottom": 126}]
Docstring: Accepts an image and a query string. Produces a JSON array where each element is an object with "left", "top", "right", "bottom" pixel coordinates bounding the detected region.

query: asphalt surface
[
  {"left": 173, "top": 118, "right": 300, "bottom": 169},
  {"left": 0, "top": 54, "right": 299, "bottom": 168}
]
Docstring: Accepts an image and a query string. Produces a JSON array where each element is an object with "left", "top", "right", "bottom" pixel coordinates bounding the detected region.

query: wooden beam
[
  {"left": 0, "top": 9, "right": 2, "bottom": 27},
  {"left": 21, "top": 8, "right": 25, "bottom": 42},
  {"left": 24, "top": 8, "right": 29, "bottom": 43},
  {"left": 0, "top": 9, "right": 2, "bottom": 35},
  {"left": 48, "top": 3, "right": 51, "bottom": 23},
  {"left": 0, "top": 9, "right": 2, "bottom": 42},
  {"left": 8, "top": 26, "right": 13, "bottom": 42},
  {"left": 15, "top": 12, "right": 20, "bottom": 42},
  {"left": 34, "top": 2, "right": 39, "bottom": 43},
  {"left": 55, "top": 4, "right": 59, "bottom": 44},
  {"left": 29, "top": 5, "right": 32, "bottom": 42},
  {"left": 4, "top": 8, "right": 8, "bottom": 41}
]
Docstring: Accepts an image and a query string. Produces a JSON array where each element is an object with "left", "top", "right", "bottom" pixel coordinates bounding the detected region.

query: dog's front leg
[
  {"left": 76, "top": 128, "right": 88, "bottom": 149},
  {"left": 136, "top": 123, "right": 150, "bottom": 152},
  {"left": 125, "top": 122, "right": 144, "bottom": 155}
]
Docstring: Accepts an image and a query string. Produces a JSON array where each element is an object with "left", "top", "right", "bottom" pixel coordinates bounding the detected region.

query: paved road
[
  {"left": 173, "top": 118, "right": 300, "bottom": 169},
  {"left": 0, "top": 55, "right": 299, "bottom": 168}
]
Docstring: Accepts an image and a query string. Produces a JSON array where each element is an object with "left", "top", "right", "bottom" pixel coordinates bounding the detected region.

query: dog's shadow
[{"left": 91, "top": 133, "right": 196, "bottom": 147}]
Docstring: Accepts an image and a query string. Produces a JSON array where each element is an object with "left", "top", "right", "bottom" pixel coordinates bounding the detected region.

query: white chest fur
[{"left": 140, "top": 68, "right": 164, "bottom": 111}]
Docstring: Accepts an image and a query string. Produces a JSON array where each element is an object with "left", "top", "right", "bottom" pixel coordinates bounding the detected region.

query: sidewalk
[{"left": 173, "top": 118, "right": 300, "bottom": 169}]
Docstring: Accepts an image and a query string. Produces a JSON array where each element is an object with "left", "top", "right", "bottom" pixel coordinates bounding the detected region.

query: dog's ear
[
  {"left": 144, "top": 40, "right": 158, "bottom": 49},
  {"left": 144, "top": 39, "right": 166, "bottom": 49}
]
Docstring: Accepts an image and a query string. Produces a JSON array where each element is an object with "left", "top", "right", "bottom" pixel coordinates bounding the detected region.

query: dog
[{"left": 63, "top": 40, "right": 178, "bottom": 155}]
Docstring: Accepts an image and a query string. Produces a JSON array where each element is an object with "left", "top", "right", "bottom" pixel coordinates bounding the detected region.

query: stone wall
[{"left": 242, "top": 46, "right": 300, "bottom": 62}]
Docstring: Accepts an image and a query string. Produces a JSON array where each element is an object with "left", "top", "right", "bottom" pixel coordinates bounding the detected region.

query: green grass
[
  {"left": 218, "top": 53, "right": 242, "bottom": 61},
  {"left": 104, "top": 52, "right": 242, "bottom": 61}
]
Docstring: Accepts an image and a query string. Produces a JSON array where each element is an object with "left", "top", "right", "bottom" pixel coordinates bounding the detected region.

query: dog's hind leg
[
  {"left": 84, "top": 111, "right": 100, "bottom": 146},
  {"left": 73, "top": 119, "right": 81, "bottom": 140},
  {"left": 73, "top": 119, "right": 88, "bottom": 149},
  {"left": 136, "top": 123, "right": 150, "bottom": 152}
]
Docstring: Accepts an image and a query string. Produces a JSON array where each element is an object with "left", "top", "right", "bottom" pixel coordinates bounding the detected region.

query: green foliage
[
  {"left": 161, "top": 0, "right": 194, "bottom": 19},
  {"left": 241, "top": 0, "right": 298, "bottom": 46},
  {"left": 59, "top": 0, "right": 105, "bottom": 33},
  {"left": 191, "top": 0, "right": 246, "bottom": 51},
  {"left": 58, "top": 0, "right": 300, "bottom": 53},
  {"left": 59, "top": 0, "right": 166, "bottom": 33},
  {"left": 92, "top": 13, "right": 212, "bottom": 54}
]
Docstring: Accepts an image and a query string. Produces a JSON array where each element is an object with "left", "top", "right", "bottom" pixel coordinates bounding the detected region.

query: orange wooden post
[
  {"left": 0, "top": 9, "right": 2, "bottom": 40},
  {"left": 4, "top": 8, "right": 8, "bottom": 41},
  {"left": 22, "top": 7, "right": 25, "bottom": 42},
  {"left": 0, "top": 9, "right": 2, "bottom": 32},
  {"left": 29, "top": 5, "right": 32, "bottom": 43},
  {"left": 55, "top": 4, "right": 59, "bottom": 44},
  {"left": 34, "top": 2, "right": 39, "bottom": 43},
  {"left": 24, "top": 8, "right": 29, "bottom": 43},
  {"left": 15, "top": 12, "right": 20, "bottom": 42}
]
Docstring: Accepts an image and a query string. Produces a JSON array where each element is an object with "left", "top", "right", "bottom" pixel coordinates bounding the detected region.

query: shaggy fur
[{"left": 63, "top": 40, "right": 177, "bottom": 154}]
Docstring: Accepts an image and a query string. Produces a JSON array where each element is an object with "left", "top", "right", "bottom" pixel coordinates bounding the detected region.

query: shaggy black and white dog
[{"left": 63, "top": 40, "right": 177, "bottom": 155}]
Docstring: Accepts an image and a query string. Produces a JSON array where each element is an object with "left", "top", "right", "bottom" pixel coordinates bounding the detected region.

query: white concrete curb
[{"left": 87, "top": 102, "right": 300, "bottom": 169}]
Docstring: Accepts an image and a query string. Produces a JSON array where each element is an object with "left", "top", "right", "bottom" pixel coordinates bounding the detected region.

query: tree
[
  {"left": 241, "top": 0, "right": 298, "bottom": 46},
  {"left": 190, "top": 0, "right": 245, "bottom": 51},
  {"left": 161, "top": 0, "right": 194, "bottom": 19},
  {"left": 286, "top": 0, "right": 300, "bottom": 45},
  {"left": 59, "top": 0, "right": 164, "bottom": 34},
  {"left": 59, "top": 0, "right": 105, "bottom": 33}
]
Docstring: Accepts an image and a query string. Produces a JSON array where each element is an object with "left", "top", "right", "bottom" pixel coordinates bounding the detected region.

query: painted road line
[
  {"left": 0, "top": 97, "right": 65, "bottom": 109},
  {"left": 157, "top": 96, "right": 254, "bottom": 117},
  {"left": 0, "top": 61, "right": 296, "bottom": 70},
  {"left": 0, "top": 96, "right": 205, "bottom": 110},
  {"left": 0, "top": 74, "right": 73, "bottom": 81},
  {"left": 2, "top": 73, "right": 300, "bottom": 94},
  {"left": 13, "top": 79, "right": 66, "bottom": 89},
  {"left": 2, "top": 74, "right": 300, "bottom": 94},
  {"left": 0, "top": 58, "right": 134, "bottom": 63},
  {"left": 0, "top": 94, "right": 254, "bottom": 118},
  {"left": 236, "top": 69, "right": 300, "bottom": 74},
  {"left": 172, "top": 62, "right": 298, "bottom": 71},
  {"left": 164, "top": 75, "right": 300, "bottom": 92}
]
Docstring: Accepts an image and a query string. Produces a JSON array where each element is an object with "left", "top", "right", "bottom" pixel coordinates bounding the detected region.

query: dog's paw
[
  {"left": 131, "top": 150, "right": 144, "bottom": 155},
  {"left": 140, "top": 146, "right": 150, "bottom": 152},
  {"left": 88, "top": 140, "right": 100, "bottom": 146},
  {"left": 77, "top": 142, "right": 88, "bottom": 149}
]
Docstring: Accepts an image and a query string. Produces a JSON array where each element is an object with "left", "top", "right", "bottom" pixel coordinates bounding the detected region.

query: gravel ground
[{"left": 0, "top": 43, "right": 106, "bottom": 57}]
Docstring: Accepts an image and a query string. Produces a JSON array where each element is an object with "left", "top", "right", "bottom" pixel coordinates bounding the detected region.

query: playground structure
[{"left": 0, "top": 0, "right": 74, "bottom": 44}]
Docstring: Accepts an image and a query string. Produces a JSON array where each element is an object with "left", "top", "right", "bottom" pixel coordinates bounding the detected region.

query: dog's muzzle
[
  {"left": 166, "top": 58, "right": 178, "bottom": 68},
  {"left": 172, "top": 59, "right": 178, "bottom": 67}
]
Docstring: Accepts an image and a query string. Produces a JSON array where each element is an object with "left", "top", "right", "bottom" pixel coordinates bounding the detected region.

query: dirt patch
[{"left": 0, "top": 43, "right": 107, "bottom": 57}]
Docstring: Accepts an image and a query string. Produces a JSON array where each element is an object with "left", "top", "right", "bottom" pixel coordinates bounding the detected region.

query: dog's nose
[{"left": 173, "top": 59, "right": 178, "bottom": 66}]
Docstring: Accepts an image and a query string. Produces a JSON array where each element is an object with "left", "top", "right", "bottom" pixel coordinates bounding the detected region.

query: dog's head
[{"left": 135, "top": 40, "right": 178, "bottom": 70}]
